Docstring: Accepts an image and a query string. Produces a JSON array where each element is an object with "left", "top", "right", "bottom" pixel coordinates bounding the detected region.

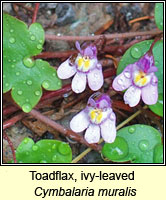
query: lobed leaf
[
  {"left": 3, "top": 13, "right": 62, "bottom": 112},
  {"left": 102, "top": 124, "right": 163, "bottom": 163},
  {"left": 12, "top": 138, "right": 72, "bottom": 163}
]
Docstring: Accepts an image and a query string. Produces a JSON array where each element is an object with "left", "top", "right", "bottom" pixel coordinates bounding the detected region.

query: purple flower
[
  {"left": 70, "top": 92, "right": 116, "bottom": 144},
  {"left": 57, "top": 41, "right": 104, "bottom": 93},
  {"left": 112, "top": 53, "right": 158, "bottom": 107}
]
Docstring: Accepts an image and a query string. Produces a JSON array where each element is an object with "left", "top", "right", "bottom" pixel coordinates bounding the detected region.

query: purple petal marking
[
  {"left": 71, "top": 72, "right": 87, "bottom": 93},
  {"left": 75, "top": 41, "right": 83, "bottom": 54},
  {"left": 83, "top": 46, "right": 94, "bottom": 58},
  {"left": 141, "top": 75, "right": 158, "bottom": 105},
  {"left": 124, "top": 85, "right": 141, "bottom": 107},
  {"left": 100, "top": 112, "right": 116, "bottom": 143},
  {"left": 87, "top": 67, "right": 104, "bottom": 91},
  {"left": 70, "top": 109, "right": 90, "bottom": 133},
  {"left": 57, "top": 58, "right": 76, "bottom": 79},
  {"left": 112, "top": 64, "right": 133, "bottom": 91},
  {"left": 84, "top": 124, "right": 100, "bottom": 144}
]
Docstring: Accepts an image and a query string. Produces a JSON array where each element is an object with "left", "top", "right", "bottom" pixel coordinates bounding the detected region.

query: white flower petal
[
  {"left": 84, "top": 124, "right": 100, "bottom": 144},
  {"left": 87, "top": 68, "right": 104, "bottom": 91},
  {"left": 71, "top": 72, "right": 87, "bottom": 93},
  {"left": 124, "top": 85, "right": 141, "bottom": 107},
  {"left": 100, "top": 113, "right": 116, "bottom": 143},
  {"left": 57, "top": 58, "right": 76, "bottom": 79},
  {"left": 70, "top": 110, "right": 89, "bottom": 133}
]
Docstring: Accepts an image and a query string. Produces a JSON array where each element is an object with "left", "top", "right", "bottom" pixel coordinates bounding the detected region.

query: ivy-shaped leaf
[
  {"left": 11, "top": 138, "right": 72, "bottom": 163},
  {"left": 3, "top": 13, "right": 62, "bottom": 112},
  {"left": 116, "top": 40, "right": 163, "bottom": 116},
  {"left": 155, "top": 3, "right": 163, "bottom": 30},
  {"left": 102, "top": 124, "right": 163, "bottom": 163}
]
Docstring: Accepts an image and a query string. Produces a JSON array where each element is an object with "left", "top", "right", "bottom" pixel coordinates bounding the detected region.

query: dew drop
[
  {"left": 9, "top": 37, "right": 16, "bottom": 44},
  {"left": 32, "top": 144, "right": 38, "bottom": 151},
  {"left": 26, "top": 80, "right": 33, "bottom": 85},
  {"left": 52, "top": 73, "right": 56, "bottom": 77},
  {"left": 131, "top": 46, "right": 142, "bottom": 58},
  {"left": 17, "top": 90, "right": 23, "bottom": 95},
  {"left": 23, "top": 57, "right": 35, "bottom": 68},
  {"left": 48, "top": 149, "right": 51, "bottom": 152},
  {"left": 117, "top": 78, "right": 124, "bottom": 85},
  {"left": 16, "top": 72, "right": 20, "bottom": 76},
  {"left": 22, "top": 103, "right": 32, "bottom": 113},
  {"left": 52, "top": 155, "right": 57, "bottom": 162},
  {"left": 10, "top": 29, "right": 14, "bottom": 33},
  {"left": 8, "top": 59, "right": 11, "bottom": 62},
  {"left": 139, "top": 140, "right": 149, "bottom": 151},
  {"left": 128, "top": 126, "right": 135, "bottom": 134},
  {"left": 24, "top": 138, "right": 29, "bottom": 144},
  {"left": 26, "top": 99, "right": 29, "bottom": 102},
  {"left": 30, "top": 35, "right": 36, "bottom": 41},
  {"left": 42, "top": 80, "right": 50, "bottom": 89},
  {"left": 5, "top": 83, "right": 9, "bottom": 87},
  {"left": 3, "top": 75, "right": 6, "bottom": 78},
  {"left": 35, "top": 91, "right": 40, "bottom": 96},
  {"left": 94, "top": 73, "right": 98, "bottom": 78},
  {"left": 57, "top": 81, "right": 61, "bottom": 86},
  {"left": 26, "top": 152, "right": 29, "bottom": 155},
  {"left": 124, "top": 71, "right": 131, "bottom": 79},
  {"left": 155, "top": 61, "right": 159, "bottom": 66},
  {"left": 40, "top": 160, "right": 47, "bottom": 163},
  {"left": 13, "top": 59, "right": 16, "bottom": 62},
  {"left": 37, "top": 44, "right": 42, "bottom": 50},
  {"left": 52, "top": 144, "right": 56, "bottom": 150},
  {"left": 11, "top": 64, "right": 15, "bottom": 68},
  {"left": 58, "top": 143, "right": 70, "bottom": 155},
  {"left": 39, "top": 39, "right": 43, "bottom": 43}
]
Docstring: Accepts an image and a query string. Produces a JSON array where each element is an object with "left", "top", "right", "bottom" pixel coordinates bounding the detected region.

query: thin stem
[
  {"left": 3, "top": 131, "right": 17, "bottom": 163},
  {"left": 129, "top": 16, "right": 154, "bottom": 25},
  {"left": 3, "top": 113, "right": 26, "bottom": 130},
  {"left": 71, "top": 105, "right": 148, "bottom": 163},
  {"left": 29, "top": 109, "right": 102, "bottom": 151},
  {"left": 31, "top": 3, "right": 40, "bottom": 24},
  {"left": 45, "top": 29, "right": 162, "bottom": 41}
]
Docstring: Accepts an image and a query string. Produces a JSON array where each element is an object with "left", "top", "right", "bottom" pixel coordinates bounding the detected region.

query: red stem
[
  {"left": 45, "top": 29, "right": 162, "bottom": 41},
  {"left": 3, "top": 113, "right": 26, "bottom": 130},
  {"left": 31, "top": 3, "right": 40, "bottom": 24},
  {"left": 3, "top": 131, "right": 17, "bottom": 163}
]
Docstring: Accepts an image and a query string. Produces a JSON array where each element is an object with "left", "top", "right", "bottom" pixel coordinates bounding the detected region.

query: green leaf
[
  {"left": 154, "top": 3, "right": 163, "bottom": 30},
  {"left": 102, "top": 124, "right": 163, "bottom": 163},
  {"left": 149, "top": 93, "right": 163, "bottom": 117},
  {"left": 15, "top": 138, "right": 72, "bottom": 163},
  {"left": 3, "top": 13, "right": 62, "bottom": 112},
  {"left": 152, "top": 40, "right": 163, "bottom": 94}
]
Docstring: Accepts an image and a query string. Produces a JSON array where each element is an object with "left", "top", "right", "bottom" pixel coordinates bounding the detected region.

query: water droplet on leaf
[
  {"left": 37, "top": 44, "right": 42, "bottom": 50},
  {"left": 10, "top": 29, "right": 14, "bottom": 33},
  {"left": 26, "top": 80, "right": 33, "bottom": 85},
  {"left": 24, "top": 138, "right": 29, "bottom": 144},
  {"left": 11, "top": 64, "right": 15, "bottom": 68},
  {"left": 128, "top": 126, "right": 135, "bottom": 134},
  {"left": 17, "top": 90, "right": 23, "bottom": 95},
  {"left": 23, "top": 57, "right": 35, "bottom": 68},
  {"left": 16, "top": 72, "right": 20, "bottom": 76},
  {"left": 40, "top": 160, "right": 47, "bottom": 163},
  {"left": 30, "top": 35, "right": 36, "bottom": 41},
  {"left": 131, "top": 46, "right": 142, "bottom": 58},
  {"left": 52, "top": 155, "right": 57, "bottom": 162},
  {"left": 32, "top": 145, "right": 38, "bottom": 151},
  {"left": 22, "top": 103, "right": 32, "bottom": 113},
  {"left": 9, "top": 37, "right": 16, "bottom": 44},
  {"left": 42, "top": 80, "right": 50, "bottom": 89},
  {"left": 139, "top": 140, "right": 149, "bottom": 151},
  {"left": 35, "top": 91, "right": 40, "bottom": 96},
  {"left": 58, "top": 143, "right": 70, "bottom": 155}
]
